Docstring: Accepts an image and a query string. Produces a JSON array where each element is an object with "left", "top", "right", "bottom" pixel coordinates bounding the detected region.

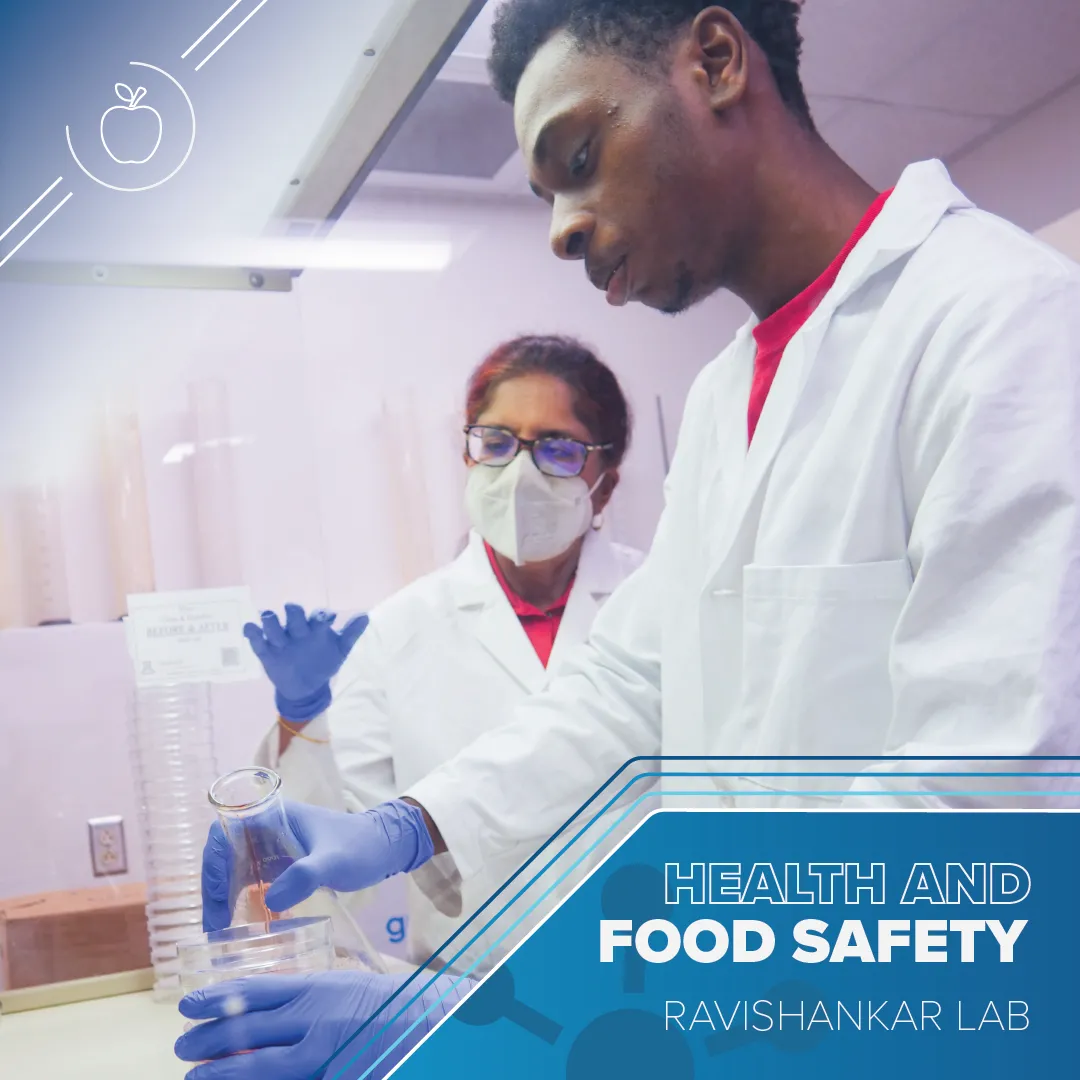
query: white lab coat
[
  {"left": 409, "top": 159, "right": 1080, "bottom": 891},
  {"left": 256, "top": 529, "right": 644, "bottom": 971}
]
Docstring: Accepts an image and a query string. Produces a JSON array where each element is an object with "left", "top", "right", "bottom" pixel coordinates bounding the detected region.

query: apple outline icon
[{"left": 100, "top": 83, "right": 163, "bottom": 165}]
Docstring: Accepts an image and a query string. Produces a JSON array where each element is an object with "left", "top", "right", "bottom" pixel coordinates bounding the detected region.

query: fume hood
[{"left": 275, "top": 0, "right": 504, "bottom": 224}]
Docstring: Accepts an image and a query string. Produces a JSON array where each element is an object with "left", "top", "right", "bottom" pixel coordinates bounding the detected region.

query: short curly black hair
[{"left": 489, "top": 0, "right": 813, "bottom": 130}]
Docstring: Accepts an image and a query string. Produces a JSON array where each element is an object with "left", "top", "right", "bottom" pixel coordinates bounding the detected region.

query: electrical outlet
[{"left": 88, "top": 816, "right": 128, "bottom": 877}]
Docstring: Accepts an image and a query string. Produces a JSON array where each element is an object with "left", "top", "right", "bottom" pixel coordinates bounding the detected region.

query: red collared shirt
[
  {"left": 484, "top": 541, "right": 574, "bottom": 668},
  {"left": 747, "top": 188, "right": 894, "bottom": 445}
]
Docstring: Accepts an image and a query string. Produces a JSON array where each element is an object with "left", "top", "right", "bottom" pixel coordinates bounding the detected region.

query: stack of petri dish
[
  {"left": 177, "top": 916, "right": 336, "bottom": 993},
  {"left": 129, "top": 683, "right": 220, "bottom": 1001}
]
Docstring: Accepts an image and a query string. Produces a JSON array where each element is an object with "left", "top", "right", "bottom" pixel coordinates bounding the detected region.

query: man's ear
[{"left": 688, "top": 6, "right": 749, "bottom": 113}]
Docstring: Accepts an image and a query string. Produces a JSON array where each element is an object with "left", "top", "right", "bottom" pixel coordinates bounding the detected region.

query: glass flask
[
  {"left": 177, "top": 916, "right": 335, "bottom": 993},
  {"left": 208, "top": 767, "right": 388, "bottom": 975}
]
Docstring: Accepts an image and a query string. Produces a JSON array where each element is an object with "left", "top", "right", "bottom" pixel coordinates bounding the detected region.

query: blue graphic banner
[{"left": 344, "top": 805, "right": 1077, "bottom": 1078}]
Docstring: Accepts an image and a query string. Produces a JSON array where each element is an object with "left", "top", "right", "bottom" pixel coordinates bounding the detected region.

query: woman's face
[{"left": 471, "top": 372, "right": 617, "bottom": 512}]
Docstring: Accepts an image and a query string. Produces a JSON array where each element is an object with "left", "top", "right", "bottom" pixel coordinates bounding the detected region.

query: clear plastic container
[
  {"left": 177, "top": 916, "right": 335, "bottom": 993},
  {"left": 129, "top": 683, "right": 220, "bottom": 1001},
  {"left": 208, "top": 767, "right": 388, "bottom": 975}
]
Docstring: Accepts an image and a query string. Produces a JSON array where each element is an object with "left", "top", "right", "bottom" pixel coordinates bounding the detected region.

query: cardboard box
[{"left": 0, "top": 882, "right": 150, "bottom": 990}]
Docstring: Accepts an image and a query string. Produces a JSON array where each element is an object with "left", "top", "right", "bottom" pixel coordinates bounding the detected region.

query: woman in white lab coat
[{"left": 247, "top": 334, "right": 643, "bottom": 972}]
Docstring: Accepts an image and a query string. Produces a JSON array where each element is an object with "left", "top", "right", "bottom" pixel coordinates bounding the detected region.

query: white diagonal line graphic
[
  {"left": 0, "top": 177, "right": 63, "bottom": 246},
  {"left": 0, "top": 191, "right": 74, "bottom": 269},
  {"left": 193, "top": 0, "right": 271, "bottom": 71},
  {"left": 182, "top": 0, "right": 246, "bottom": 59}
]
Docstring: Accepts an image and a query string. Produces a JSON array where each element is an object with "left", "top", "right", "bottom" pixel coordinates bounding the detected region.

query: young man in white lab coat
[{"left": 180, "top": 2, "right": 1080, "bottom": 1074}]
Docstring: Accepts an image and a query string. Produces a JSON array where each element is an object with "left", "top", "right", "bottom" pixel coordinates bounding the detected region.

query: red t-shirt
[
  {"left": 484, "top": 542, "right": 574, "bottom": 668},
  {"left": 747, "top": 188, "right": 894, "bottom": 444}
]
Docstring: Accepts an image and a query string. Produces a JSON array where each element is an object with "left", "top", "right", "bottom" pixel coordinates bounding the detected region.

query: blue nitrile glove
[
  {"left": 175, "top": 970, "right": 475, "bottom": 1080},
  {"left": 243, "top": 604, "right": 369, "bottom": 723},
  {"left": 201, "top": 800, "right": 435, "bottom": 932}
]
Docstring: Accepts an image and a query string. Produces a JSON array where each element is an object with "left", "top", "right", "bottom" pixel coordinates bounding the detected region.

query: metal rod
[{"left": 656, "top": 395, "right": 671, "bottom": 476}]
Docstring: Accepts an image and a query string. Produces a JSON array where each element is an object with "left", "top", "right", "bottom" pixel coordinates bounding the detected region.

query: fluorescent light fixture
[
  {"left": 203, "top": 237, "right": 454, "bottom": 272},
  {"left": 284, "top": 238, "right": 453, "bottom": 271}
]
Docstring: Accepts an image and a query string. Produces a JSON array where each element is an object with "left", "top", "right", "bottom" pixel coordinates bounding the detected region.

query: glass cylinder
[
  {"left": 177, "top": 916, "right": 334, "bottom": 993},
  {"left": 101, "top": 403, "right": 156, "bottom": 617},
  {"left": 15, "top": 482, "right": 71, "bottom": 626},
  {"left": 379, "top": 391, "right": 436, "bottom": 589},
  {"left": 129, "top": 683, "right": 220, "bottom": 1001},
  {"left": 188, "top": 380, "right": 243, "bottom": 588},
  {"left": 208, "top": 767, "right": 388, "bottom": 975}
]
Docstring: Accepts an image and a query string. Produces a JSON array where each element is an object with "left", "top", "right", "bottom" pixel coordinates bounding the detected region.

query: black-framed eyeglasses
[{"left": 464, "top": 425, "right": 612, "bottom": 479}]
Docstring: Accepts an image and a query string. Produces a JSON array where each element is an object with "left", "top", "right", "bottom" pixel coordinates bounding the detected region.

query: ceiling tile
[
  {"left": 798, "top": 0, "right": 981, "bottom": 99},
  {"left": 454, "top": 0, "right": 499, "bottom": 58},
  {"left": 807, "top": 95, "right": 851, "bottom": 127},
  {"left": 820, "top": 100, "right": 998, "bottom": 189},
  {"left": 374, "top": 81, "right": 516, "bottom": 179},
  {"left": 949, "top": 79, "right": 1080, "bottom": 231},
  {"left": 872, "top": 0, "right": 1080, "bottom": 116}
]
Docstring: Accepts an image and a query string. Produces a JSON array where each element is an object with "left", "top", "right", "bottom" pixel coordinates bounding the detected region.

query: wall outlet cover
[{"left": 87, "top": 816, "right": 129, "bottom": 877}]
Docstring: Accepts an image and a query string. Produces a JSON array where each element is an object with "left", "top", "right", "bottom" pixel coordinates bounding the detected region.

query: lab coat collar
[
  {"left": 452, "top": 533, "right": 547, "bottom": 691},
  {"left": 827, "top": 159, "right": 974, "bottom": 307},
  {"left": 733, "top": 159, "right": 973, "bottom": 343},
  {"left": 573, "top": 526, "right": 627, "bottom": 599},
  {"left": 705, "top": 160, "right": 972, "bottom": 585},
  {"left": 450, "top": 530, "right": 617, "bottom": 690},
  {"left": 451, "top": 529, "right": 620, "bottom": 606},
  {"left": 545, "top": 529, "right": 622, "bottom": 676},
  {"left": 449, "top": 531, "right": 509, "bottom": 609}
]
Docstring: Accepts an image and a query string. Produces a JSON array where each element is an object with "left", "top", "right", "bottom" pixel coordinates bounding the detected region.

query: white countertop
[
  {"left": 0, "top": 990, "right": 189, "bottom": 1079},
  {"left": 0, "top": 953, "right": 418, "bottom": 1077}
]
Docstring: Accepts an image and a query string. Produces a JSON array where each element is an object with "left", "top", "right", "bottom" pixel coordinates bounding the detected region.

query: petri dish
[{"left": 177, "top": 917, "right": 335, "bottom": 993}]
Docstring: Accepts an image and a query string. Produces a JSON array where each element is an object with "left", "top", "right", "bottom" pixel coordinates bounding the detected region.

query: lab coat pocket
[{"left": 740, "top": 559, "right": 911, "bottom": 759}]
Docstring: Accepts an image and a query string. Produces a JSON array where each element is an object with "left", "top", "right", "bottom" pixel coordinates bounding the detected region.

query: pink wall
[{"left": 0, "top": 193, "right": 749, "bottom": 907}]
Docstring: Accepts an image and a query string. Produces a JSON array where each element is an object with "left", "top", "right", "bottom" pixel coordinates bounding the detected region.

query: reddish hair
[{"left": 465, "top": 335, "right": 632, "bottom": 467}]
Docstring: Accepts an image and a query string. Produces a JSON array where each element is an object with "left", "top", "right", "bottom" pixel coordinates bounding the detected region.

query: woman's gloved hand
[
  {"left": 175, "top": 970, "right": 474, "bottom": 1080},
  {"left": 201, "top": 800, "right": 435, "bottom": 932},
  {"left": 243, "top": 604, "right": 369, "bottom": 723}
]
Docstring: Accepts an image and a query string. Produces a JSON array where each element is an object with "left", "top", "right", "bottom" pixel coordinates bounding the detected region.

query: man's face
[{"left": 514, "top": 28, "right": 753, "bottom": 315}]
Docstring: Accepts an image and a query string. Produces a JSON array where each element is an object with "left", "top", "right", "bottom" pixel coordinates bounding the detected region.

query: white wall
[{"left": 0, "top": 193, "right": 748, "bottom": 904}]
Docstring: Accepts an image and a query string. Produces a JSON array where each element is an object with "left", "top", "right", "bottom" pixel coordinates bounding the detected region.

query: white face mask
[{"left": 465, "top": 453, "right": 605, "bottom": 566}]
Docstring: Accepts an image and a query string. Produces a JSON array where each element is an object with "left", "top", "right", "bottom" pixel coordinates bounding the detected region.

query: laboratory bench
[
  {"left": 0, "top": 953, "right": 420, "bottom": 1076},
  {"left": 1, "top": 980, "right": 188, "bottom": 1078}
]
